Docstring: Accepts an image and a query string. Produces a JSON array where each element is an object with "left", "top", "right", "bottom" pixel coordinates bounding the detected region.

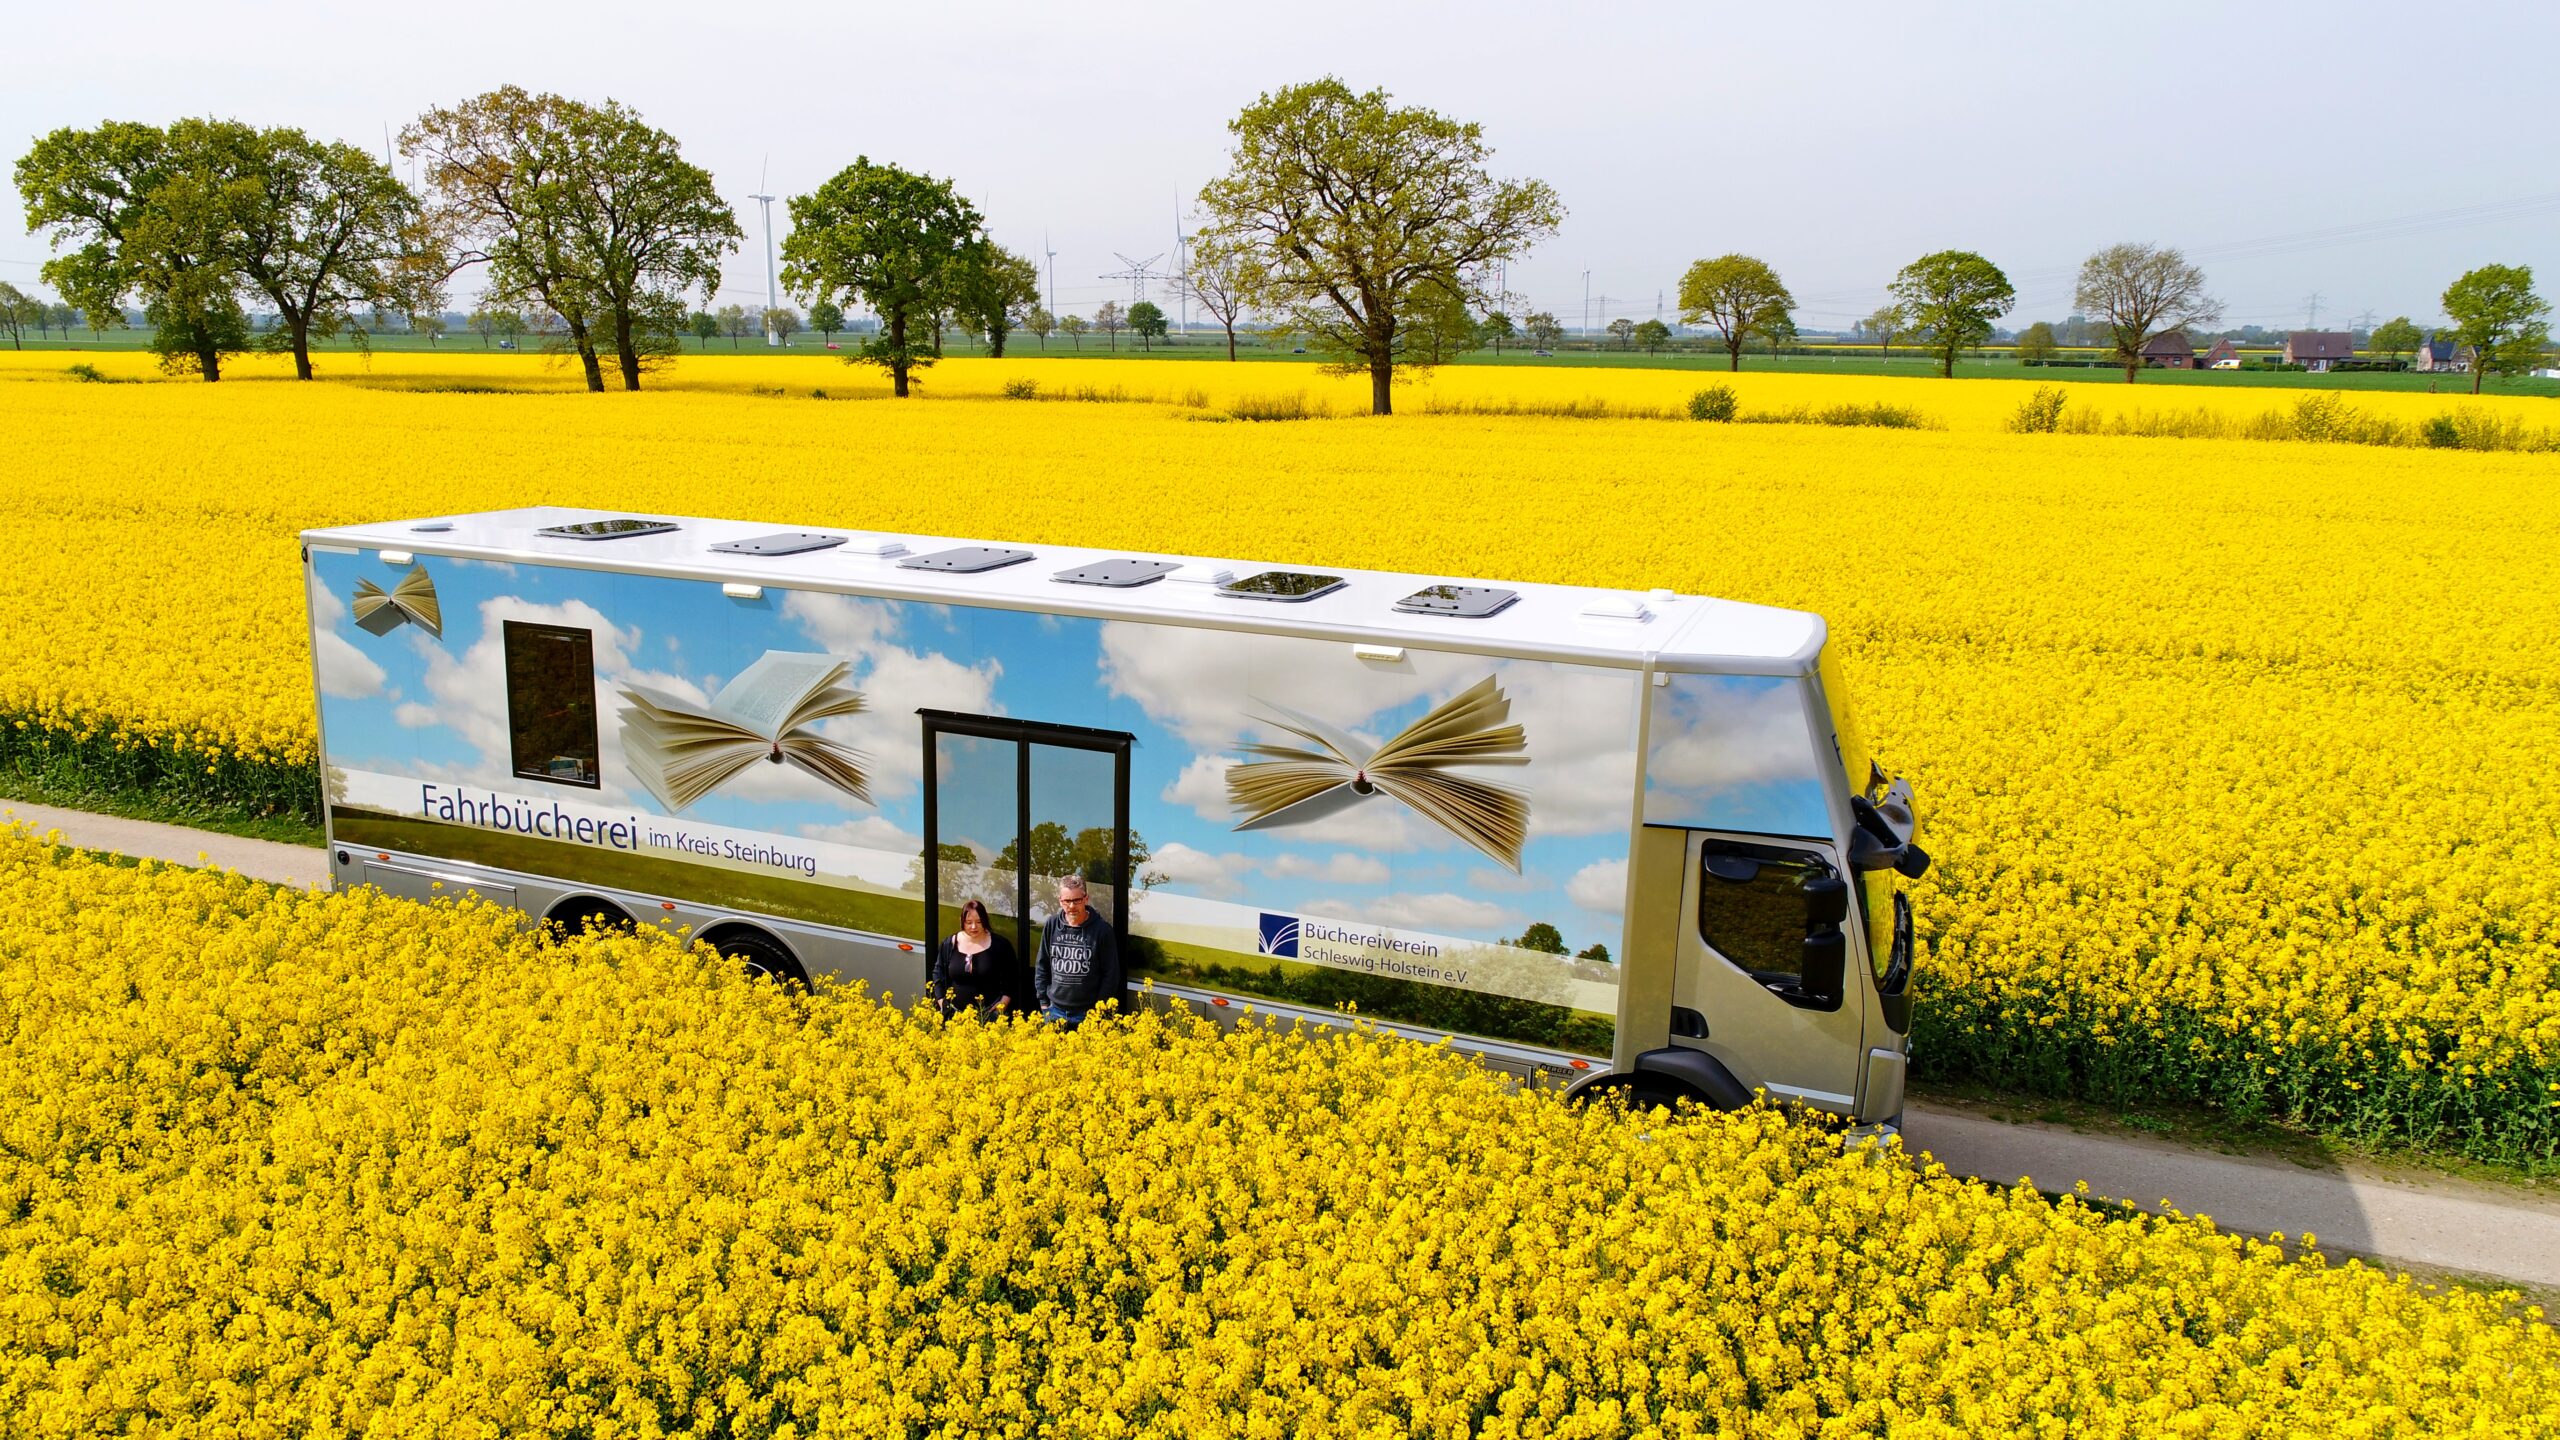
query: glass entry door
[{"left": 921, "top": 711, "right": 1132, "bottom": 973}]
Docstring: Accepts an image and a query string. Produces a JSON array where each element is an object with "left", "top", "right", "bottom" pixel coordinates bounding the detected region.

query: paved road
[
  {"left": 5, "top": 801, "right": 335, "bottom": 891},
  {"left": 1901, "top": 1102, "right": 2560, "bottom": 1291},
  {"left": 12, "top": 800, "right": 2557, "bottom": 1293}
]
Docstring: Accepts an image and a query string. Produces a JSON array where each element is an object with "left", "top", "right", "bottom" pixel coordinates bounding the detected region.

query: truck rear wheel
[
  {"left": 544, "top": 895, "right": 633, "bottom": 937},
  {"left": 704, "top": 924, "right": 808, "bottom": 989}
]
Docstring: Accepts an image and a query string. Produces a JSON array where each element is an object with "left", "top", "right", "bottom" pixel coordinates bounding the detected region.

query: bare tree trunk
[
  {"left": 2473, "top": 358, "right": 2485, "bottom": 396},
  {"left": 1371, "top": 354, "right": 1393, "bottom": 416},
  {"left": 615, "top": 312, "right": 641, "bottom": 391},
  {"left": 890, "top": 311, "right": 911, "bottom": 398},
  {"left": 1727, "top": 338, "right": 1742, "bottom": 372},
  {"left": 1225, "top": 324, "right": 1237, "bottom": 361},
  {"left": 568, "top": 320, "right": 605, "bottom": 392},
  {"left": 198, "top": 347, "right": 221, "bottom": 382},
  {"left": 290, "top": 315, "right": 314, "bottom": 380}
]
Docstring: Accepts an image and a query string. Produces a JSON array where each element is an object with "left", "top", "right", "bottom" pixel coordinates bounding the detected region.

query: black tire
[
  {"left": 545, "top": 895, "right": 634, "bottom": 937},
  {"left": 1569, "top": 1071, "right": 1708, "bottom": 1115},
  {"left": 706, "top": 925, "right": 808, "bottom": 988}
]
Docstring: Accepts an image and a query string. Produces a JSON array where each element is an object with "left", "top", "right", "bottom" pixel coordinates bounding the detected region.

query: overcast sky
[{"left": 9, "top": 2, "right": 2555, "bottom": 332}]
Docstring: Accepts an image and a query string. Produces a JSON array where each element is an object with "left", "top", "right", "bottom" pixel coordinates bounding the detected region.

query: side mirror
[
  {"left": 1850, "top": 779, "right": 1932, "bottom": 880},
  {"left": 1802, "top": 873, "right": 1849, "bottom": 928},
  {"left": 1801, "top": 930, "right": 1845, "bottom": 1006}
]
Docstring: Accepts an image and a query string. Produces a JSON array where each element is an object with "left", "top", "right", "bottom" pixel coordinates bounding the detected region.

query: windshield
[
  {"left": 1815, "top": 641, "right": 1872, "bottom": 800},
  {"left": 1819, "top": 644, "right": 1900, "bottom": 979}
]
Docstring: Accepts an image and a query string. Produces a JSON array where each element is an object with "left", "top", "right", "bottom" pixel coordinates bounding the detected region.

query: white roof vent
[
  {"left": 1165, "top": 564, "right": 1236, "bottom": 585},
  {"left": 837, "top": 533, "right": 910, "bottom": 558},
  {"left": 1579, "top": 595, "right": 1653, "bottom": 623}
]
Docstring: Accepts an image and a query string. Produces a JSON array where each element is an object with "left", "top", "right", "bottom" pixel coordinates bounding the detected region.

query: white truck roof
[{"left": 303, "top": 505, "right": 1824, "bottom": 675}]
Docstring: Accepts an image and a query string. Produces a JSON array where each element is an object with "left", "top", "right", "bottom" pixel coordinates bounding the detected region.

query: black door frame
[{"left": 917, "top": 709, "right": 1134, "bottom": 974}]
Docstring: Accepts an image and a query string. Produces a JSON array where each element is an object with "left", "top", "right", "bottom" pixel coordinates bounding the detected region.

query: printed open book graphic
[
  {"left": 1226, "top": 675, "right": 1530, "bottom": 869},
  {"left": 352, "top": 565, "right": 441, "bottom": 639},
  {"left": 618, "top": 651, "right": 870, "bottom": 813}
]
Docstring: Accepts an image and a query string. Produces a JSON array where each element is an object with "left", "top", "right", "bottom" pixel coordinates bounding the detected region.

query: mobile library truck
[{"left": 303, "top": 507, "right": 1927, "bottom": 1127}]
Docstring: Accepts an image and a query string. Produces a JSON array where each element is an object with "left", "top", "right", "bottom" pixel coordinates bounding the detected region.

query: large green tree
[
  {"left": 781, "top": 158, "right": 982, "bottom": 396},
  {"left": 2441, "top": 264, "right": 2551, "bottom": 395},
  {"left": 209, "top": 121, "right": 433, "bottom": 379},
  {"left": 1676, "top": 254, "right": 1793, "bottom": 371},
  {"left": 952, "top": 240, "right": 1039, "bottom": 358},
  {"left": 2073, "top": 242, "right": 2220, "bottom": 383},
  {"left": 1195, "top": 78, "right": 1561, "bottom": 415},
  {"left": 1889, "top": 250, "right": 2014, "bottom": 378},
  {"left": 403, "top": 89, "right": 612, "bottom": 391},
  {"left": 15, "top": 119, "right": 249, "bottom": 380},
  {"left": 547, "top": 101, "right": 738, "bottom": 390}
]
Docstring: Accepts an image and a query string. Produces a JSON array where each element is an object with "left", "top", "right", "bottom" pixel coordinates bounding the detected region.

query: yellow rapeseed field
[
  {"left": 0, "top": 352, "right": 2553, "bottom": 1162},
  {"left": 3, "top": 832, "right": 2552, "bottom": 1436},
  {"left": 19, "top": 346, "right": 2554, "bottom": 435}
]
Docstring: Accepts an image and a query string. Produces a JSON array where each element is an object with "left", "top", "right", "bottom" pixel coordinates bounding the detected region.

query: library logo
[{"left": 1256, "top": 912, "right": 1301, "bottom": 959}]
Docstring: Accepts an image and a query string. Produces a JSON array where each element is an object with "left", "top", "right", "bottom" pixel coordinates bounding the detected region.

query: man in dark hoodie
[{"left": 1034, "top": 874, "right": 1119, "bottom": 1030}]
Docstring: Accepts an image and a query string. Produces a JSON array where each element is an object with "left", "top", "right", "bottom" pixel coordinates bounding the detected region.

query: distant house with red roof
[
  {"left": 2284, "top": 331, "right": 2356, "bottom": 372},
  {"left": 2141, "top": 331, "right": 2197, "bottom": 368}
]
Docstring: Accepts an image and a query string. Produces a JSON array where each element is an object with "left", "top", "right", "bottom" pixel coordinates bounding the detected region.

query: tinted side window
[
  {"left": 504, "top": 621, "right": 600, "bottom": 788},
  {"left": 1698, "top": 852, "right": 1815, "bottom": 979}
]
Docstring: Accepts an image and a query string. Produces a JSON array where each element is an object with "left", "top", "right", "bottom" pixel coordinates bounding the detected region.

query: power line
[{"left": 1100, "top": 252, "right": 1167, "bottom": 304}]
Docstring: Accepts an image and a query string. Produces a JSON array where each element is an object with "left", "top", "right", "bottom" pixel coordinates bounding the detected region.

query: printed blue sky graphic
[{"left": 310, "top": 552, "right": 1820, "bottom": 954}]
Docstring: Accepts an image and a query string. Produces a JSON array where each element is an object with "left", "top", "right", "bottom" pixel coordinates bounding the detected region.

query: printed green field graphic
[{"left": 332, "top": 807, "right": 927, "bottom": 937}]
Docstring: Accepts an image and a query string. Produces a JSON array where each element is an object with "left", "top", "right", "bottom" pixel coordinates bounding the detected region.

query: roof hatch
[
  {"left": 1054, "top": 558, "right": 1178, "bottom": 588},
  {"left": 538, "top": 518, "right": 678, "bottom": 541},
  {"left": 708, "top": 532, "right": 846, "bottom": 557},
  {"left": 1220, "top": 570, "right": 1346, "bottom": 603},
  {"left": 899, "top": 545, "right": 1034, "bottom": 574},
  {"left": 1396, "top": 584, "right": 1518, "bottom": 619}
]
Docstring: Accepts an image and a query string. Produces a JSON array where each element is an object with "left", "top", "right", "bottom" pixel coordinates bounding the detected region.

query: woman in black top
[{"left": 931, "top": 899, "right": 1023, "bottom": 1018}]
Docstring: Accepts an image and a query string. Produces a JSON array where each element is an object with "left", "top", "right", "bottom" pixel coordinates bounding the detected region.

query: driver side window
[{"left": 1697, "top": 849, "right": 1820, "bottom": 982}]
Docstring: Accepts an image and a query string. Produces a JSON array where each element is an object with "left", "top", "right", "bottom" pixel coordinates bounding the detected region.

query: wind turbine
[
  {"left": 1172, "top": 203, "right": 1191, "bottom": 338},
  {"left": 751, "top": 158, "right": 778, "bottom": 345},
  {"left": 1045, "top": 230, "right": 1058, "bottom": 318}
]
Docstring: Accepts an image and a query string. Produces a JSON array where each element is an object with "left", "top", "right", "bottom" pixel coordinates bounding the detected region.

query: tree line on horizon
[{"left": 13, "top": 81, "right": 2553, "bottom": 405}]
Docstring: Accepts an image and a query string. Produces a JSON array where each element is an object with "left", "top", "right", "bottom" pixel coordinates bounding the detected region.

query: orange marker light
[{"left": 1568, "top": 1059, "right": 1591, "bottom": 1070}]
